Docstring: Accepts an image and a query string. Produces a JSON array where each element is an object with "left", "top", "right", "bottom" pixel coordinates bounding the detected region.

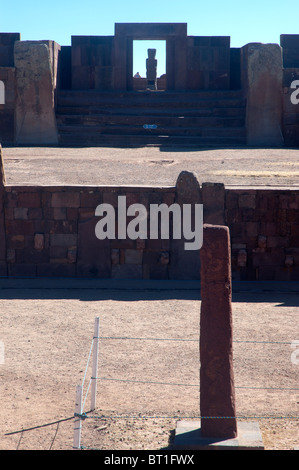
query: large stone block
[
  {"left": 242, "top": 43, "right": 284, "bottom": 146},
  {"left": 0, "top": 146, "right": 6, "bottom": 271},
  {"left": 202, "top": 182, "right": 225, "bottom": 225},
  {"left": 168, "top": 171, "right": 201, "bottom": 280},
  {"left": 51, "top": 191, "right": 80, "bottom": 208},
  {"left": 14, "top": 41, "right": 59, "bottom": 145},
  {"left": 200, "top": 224, "right": 237, "bottom": 439},
  {"left": 0, "top": 33, "right": 20, "bottom": 66},
  {"left": 77, "top": 215, "right": 111, "bottom": 278}
]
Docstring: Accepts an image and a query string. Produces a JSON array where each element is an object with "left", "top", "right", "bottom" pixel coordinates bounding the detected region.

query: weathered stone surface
[
  {"left": 202, "top": 182, "right": 225, "bottom": 225},
  {"left": 242, "top": 43, "right": 283, "bottom": 146},
  {"left": 34, "top": 233, "right": 45, "bottom": 251},
  {"left": 169, "top": 171, "right": 201, "bottom": 280},
  {"left": 51, "top": 191, "right": 80, "bottom": 208},
  {"left": 146, "top": 49, "right": 157, "bottom": 90},
  {"left": 77, "top": 215, "right": 111, "bottom": 278},
  {"left": 14, "top": 41, "right": 58, "bottom": 144},
  {"left": 200, "top": 224, "right": 237, "bottom": 439},
  {"left": 0, "top": 146, "right": 7, "bottom": 273},
  {"left": 50, "top": 234, "right": 77, "bottom": 247}
]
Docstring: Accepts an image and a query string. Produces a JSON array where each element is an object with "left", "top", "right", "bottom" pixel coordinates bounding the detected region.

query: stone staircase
[{"left": 56, "top": 89, "right": 247, "bottom": 147}]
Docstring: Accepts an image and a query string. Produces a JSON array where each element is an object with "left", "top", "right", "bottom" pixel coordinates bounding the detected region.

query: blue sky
[{"left": 1, "top": 0, "right": 298, "bottom": 76}]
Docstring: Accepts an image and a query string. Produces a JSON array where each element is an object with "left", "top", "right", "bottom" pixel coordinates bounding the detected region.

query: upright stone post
[
  {"left": 169, "top": 171, "right": 201, "bottom": 279},
  {"left": 0, "top": 145, "right": 7, "bottom": 276},
  {"left": 14, "top": 41, "right": 59, "bottom": 145},
  {"left": 241, "top": 43, "right": 283, "bottom": 146},
  {"left": 174, "top": 222, "right": 264, "bottom": 449},
  {"left": 199, "top": 224, "right": 237, "bottom": 438}
]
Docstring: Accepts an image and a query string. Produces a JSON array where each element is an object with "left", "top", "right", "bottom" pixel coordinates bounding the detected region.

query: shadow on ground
[{"left": 0, "top": 278, "right": 298, "bottom": 306}]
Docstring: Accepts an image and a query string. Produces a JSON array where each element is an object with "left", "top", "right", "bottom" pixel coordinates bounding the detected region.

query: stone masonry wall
[
  {"left": 226, "top": 188, "right": 299, "bottom": 281},
  {"left": 2, "top": 179, "right": 299, "bottom": 281}
]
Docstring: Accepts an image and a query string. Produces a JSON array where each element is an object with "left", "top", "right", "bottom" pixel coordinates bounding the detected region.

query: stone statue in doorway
[{"left": 146, "top": 49, "right": 157, "bottom": 90}]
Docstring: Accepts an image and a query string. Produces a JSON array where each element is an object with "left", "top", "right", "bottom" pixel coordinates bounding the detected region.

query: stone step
[
  {"left": 57, "top": 98, "right": 246, "bottom": 111},
  {"left": 57, "top": 90, "right": 246, "bottom": 109},
  {"left": 56, "top": 106, "right": 245, "bottom": 117},
  {"left": 58, "top": 132, "right": 246, "bottom": 147},
  {"left": 59, "top": 124, "right": 245, "bottom": 136},
  {"left": 58, "top": 89, "right": 244, "bottom": 99},
  {"left": 56, "top": 89, "right": 246, "bottom": 147},
  {"left": 56, "top": 114, "right": 245, "bottom": 128}
]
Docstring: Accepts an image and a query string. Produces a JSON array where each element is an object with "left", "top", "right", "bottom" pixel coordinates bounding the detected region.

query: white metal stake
[
  {"left": 91, "top": 317, "right": 100, "bottom": 411},
  {"left": 73, "top": 384, "right": 83, "bottom": 450}
]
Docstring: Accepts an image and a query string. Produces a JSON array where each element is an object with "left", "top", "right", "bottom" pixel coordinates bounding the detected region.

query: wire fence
[
  {"left": 73, "top": 317, "right": 298, "bottom": 450},
  {"left": 5, "top": 316, "right": 299, "bottom": 450}
]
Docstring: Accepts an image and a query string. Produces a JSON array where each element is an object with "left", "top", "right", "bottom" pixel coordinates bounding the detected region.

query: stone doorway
[
  {"left": 114, "top": 23, "right": 188, "bottom": 91},
  {"left": 132, "top": 40, "right": 166, "bottom": 91}
]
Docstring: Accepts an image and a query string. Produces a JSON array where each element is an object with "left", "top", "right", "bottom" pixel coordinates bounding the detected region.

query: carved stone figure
[{"left": 146, "top": 48, "right": 157, "bottom": 90}]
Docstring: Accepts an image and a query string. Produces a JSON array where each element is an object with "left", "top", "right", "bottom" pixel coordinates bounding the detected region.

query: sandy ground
[
  {"left": 0, "top": 146, "right": 298, "bottom": 452},
  {"left": 0, "top": 279, "right": 298, "bottom": 451},
  {"left": 2, "top": 145, "right": 299, "bottom": 188}
]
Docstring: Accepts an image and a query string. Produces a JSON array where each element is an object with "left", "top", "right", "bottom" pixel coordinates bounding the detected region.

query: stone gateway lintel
[{"left": 114, "top": 23, "right": 188, "bottom": 39}]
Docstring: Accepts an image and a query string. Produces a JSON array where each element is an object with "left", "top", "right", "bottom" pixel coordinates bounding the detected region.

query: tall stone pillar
[
  {"left": 241, "top": 43, "right": 284, "bottom": 146},
  {"left": 14, "top": 41, "right": 59, "bottom": 145},
  {"left": 199, "top": 224, "right": 237, "bottom": 438},
  {"left": 168, "top": 171, "right": 201, "bottom": 279},
  {"left": 174, "top": 222, "right": 264, "bottom": 449},
  {"left": 0, "top": 145, "right": 7, "bottom": 276}
]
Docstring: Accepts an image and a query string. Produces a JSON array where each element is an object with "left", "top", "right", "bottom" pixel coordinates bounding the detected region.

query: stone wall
[
  {"left": 187, "top": 36, "right": 231, "bottom": 90},
  {"left": 226, "top": 188, "right": 299, "bottom": 281},
  {"left": 0, "top": 33, "right": 19, "bottom": 144},
  {"left": 71, "top": 36, "right": 114, "bottom": 90},
  {"left": 0, "top": 67, "right": 16, "bottom": 144},
  {"left": 1, "top": 172, "right": 299, "bottom": 281}
]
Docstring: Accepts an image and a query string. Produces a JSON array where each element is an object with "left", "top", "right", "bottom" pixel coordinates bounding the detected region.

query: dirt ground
[
  {"left": 2, "top": 145, "right": 299, "bottom": 188},
  {"left": 0, "top": 279, "right": 298, "bottom": 451},
  {"left": 0, "top": 146, "right": 298, "bottom": 452}
]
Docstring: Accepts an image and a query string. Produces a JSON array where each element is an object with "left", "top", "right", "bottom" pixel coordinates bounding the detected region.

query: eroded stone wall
[{"left": 1, "top": 176, "right": 299, "bottom": 280}]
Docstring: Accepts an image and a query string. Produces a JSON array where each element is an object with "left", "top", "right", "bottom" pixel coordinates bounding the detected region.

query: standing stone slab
[
  {"left": 0, "top": 145, "right": 7, "bottom": 275},
  {"left": 168, "top": 171, "right": 201, "bottom": 280},
  {"left": 242, "top": 43, "right": 283, "bottom": 146},
  {"left": 14, "top": 41, "right": 58, "bottom": 145},
  {"left": 199, "top": 224, "right": 237, "bottom": 438},
  {"left": 174, "top": 223, "right": 264, "bottom": 450}
]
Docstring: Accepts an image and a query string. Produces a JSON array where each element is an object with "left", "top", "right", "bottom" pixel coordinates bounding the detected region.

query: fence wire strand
[{"left": 99, "top": 336, "right": 294, "bottom": 345}]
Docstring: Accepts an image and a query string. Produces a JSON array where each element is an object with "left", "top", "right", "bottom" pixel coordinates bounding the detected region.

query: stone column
[
  {"left": 0, "top": 145, "right": 7, "bottom": 276},
  {"left": 169, "top": 171, "right": 201, "bottom": 279},
  {"left": 14, "top": 41, "right": 59, "bottom": 145},
  {"left": 241, "top": 43, "right": 283, "bottom": 146},
  {"left": 200, "top": 224, "right": 237, "bottom": 438}
]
